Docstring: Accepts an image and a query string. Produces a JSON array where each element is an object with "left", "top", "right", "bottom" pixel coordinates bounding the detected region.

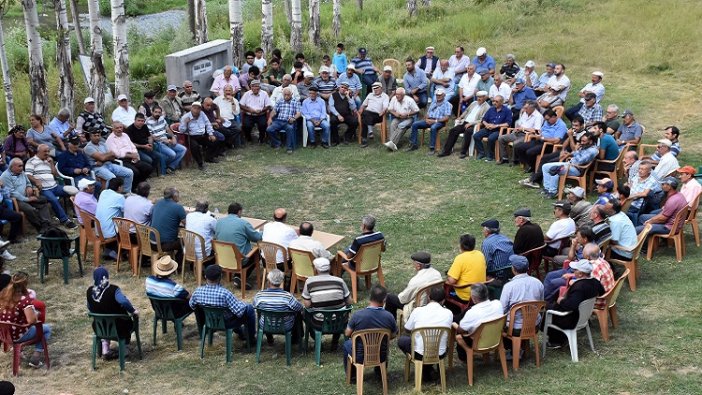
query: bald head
[
  {"left": 583, "top": 243, "right": 600, "bottom": 260},
  {"left": 273, "top": 208, "right": 287, "bottom": 222}
]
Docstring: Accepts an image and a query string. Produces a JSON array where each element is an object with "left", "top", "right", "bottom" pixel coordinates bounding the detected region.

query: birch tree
[
  {"left": 290, "top": 0, "right": 302, "bottom": 53},
  {"left": 111, "top": 0, "right": 129, "bottom": 98},
  {"left": 194, "top": 0, "right": 208, "bottom": 45},
  {"left": 422, "top": 0, "right": 431, "bottom": 6},
  {"left": 283, "top": 0, "right": 292, "bottom": 26},
  {"left": 229, "top": 0, "right": 243, "bottom": 67},
  {"left": 308, "top": 0, "right": 320, "bottom": 47},
  {"left": 54, "top": 0, "right": 75, "bottom": 113},
  {"left": 356, "top": 0, "right": 363, "bottom": 11},
  {"left": 332, "top": 0, "right": 341, "bottom": 37},
  {"left": 187, "top": 0, "right": 195, "bottom": 42},
  {"left": 22, "top": 0, "right": 48, "bottom": 118},
  {"left": 261, "top": 0, "right": 273, "bottom": 54},
  {"left": 407, "top": 0, "right": 417, "bottom": 16},
  {"left": 88, "top": 0, "right": 106, "bottom": 112},
  {"left": 68, "top": 0, "right": 86, "bottom": 55},
  {"left": 0, "top": 2, "right": 15, "bottom": 127}
]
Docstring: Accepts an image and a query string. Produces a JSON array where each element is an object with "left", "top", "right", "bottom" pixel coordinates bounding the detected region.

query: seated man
[
  {"left": 489, "top": 73, "right": 512, "bottom": 103},
  {"left": 454, "top": 64, "right": 479, "bottom": 115},
  {"left": 379, "top": 65, "right": 398, "bottom": 98},
  {"left": 57, "top": 136, "right": 99, "bottom": 193},
  {"left": 480, "top": 219, "right": 515, "bottom": 284},
  {"left": 402, "top": 57, "right": 428, "bottom": 109},
  {"left": 289, "top": 222, "right": 333, "bottom": 259},
  {"left": 106, "top": 122, "right": 153, "bottom": 185},
  {"left": 499, "top": 255, "right": 543, "bottom": 356},
  {"left": 189, "top": 264, "right": 256, "bottom": 346},
  {"left": 83, "top": 129, "right": 135, "bottom": 193},
  {"left": 301, "top": 87, "right": 331, "bottom": 148},
  {"left": 201, "top": 98, "right": 234, "bottom": 154},
  {"left": 651, "top": 139, "right": 680, "bottom": 181},
  {"left": 535, "top": 62, "right": 555, "bottom": 96},
  {"left": 359, "top": 82, "right": 390, "bottom": 147},
  {"left": 178, "top": 101, "right": 217, "bottom": 170},
  {"left": 499, "top": 54, "right": 520, "bottom": 81},
  {"left": 25, "top": 144, "right": 78, "bottom": 229},
  {"left": 453, "top": 283, "right": 504, "bottom": 362},
  {"left": 343, "top": 285, "right": 397, "bottom": 378},
  {"left": 126, "top": 113, "right": 166, "bottom": 174},
  {"left": 146, "top": 256, "right": 192, "bottom": 318},
  {"left": 604, "top": 199, "right": 638, "bottom": 261},
  {"left": 239, "top": 80, "right": 273, "bottom": 144},
  {"left": 437, "top": 90, "right": 489, "bottom": 159},
  {"left": 95, "top": 178, "right": 125, "bottom": 259},
  {"left": 650, "top": 126, "right": 681, "bottom": 163},
  {"left": 145, "top": 105, "right": 187, "bottom": 174},
  {"left": 418, "top": 46, "right": 439, "bottom": 79},
  {"left": 0, "top": 158, "right": 52, "bottom": 234},
  {"left": 508, "top": 78, "right": 536, "bottom": 124},
  {"left": 636, "top": 177, "right": 688, "bottom": 236},
  {"left": 472, "top": 95, "right": 512, "bottom": 161},
  {"left": 269, "top": 74, "right": 301, "bottom": 104},
  {"left": 615, "top": 109, "right": 643, "bottom": 148},
  {"left": 513, "top": 208, "right": 545, "bottom": 255},
  {"left": 124, "top": 181, "right": 152, "bottom": 236},
  {"left": 266, "top": 58, "right": 285, "bottom": 87},
  {"left": 514, "top": 109, "right": 567, "bottom": 173},
  {"left": 384, "top": 252, "right": 442, "bottom": 320},
  {"left": 430, "top": 60, "right": 455, "bottom": 101},
  {"left": 446, "top": 234, "right": 487, "bottom": 310},
  {"left": 178, "top": 80, "right": 202, "bottom": 113},
  {"left": 384, "top": 88, "right": 420, "bottom": 151},
  {"left": 267, "top": 88, "right": 301, "bottom": 153},
  {"left": 543, "top": 201, "right": 577, "bottom": 256},
  {"left": 215, "top": 202, "right": 262, "bottom": 290},
  {"left": 539, "top": 132, "right": 599, "bottom": 198},
  {"left": 544, "top": 226, "right": 597, "bottom": 297},
  {"left": 590, "top": 205, "right": 612, "bottom": 245},
  {"left": 408, "top": 88, "right": 451, "bottom": 154},
  {"left": 625, "top": 161, "right": 660, "bottom": 224},
  {"left": 576, "top": 93, "right": 603, "bottom": 127},
  {"left": 329, "top": 82, "right": 360, "bottom": 145},
  {"left": 397, "top": 286, "right": 453, "bottom": 380},
  {"left": 339, "top": 215, "right": 385, "bottom": 271},
  {"left": 472, "top": 47, "right": 496, "bottom": 75},
  {"left": 262, "top": 208, "right": 298, "bottom": 270},
  {"left": 313, "top": 66, "right": 337, "bottom": 101},
  {"left": 536, "top": 86, "right": 563, "bottom": 113},
  {"left": 678, "top": 165, "right": 702, "bottom": 208},
  {"left": 111, "top": 94, "right": 138, "bottom": 128},
  {"left": 565, "top": 71, "right": 605, "bottom": 121},
  {"left": 159, "top": 85, "right": 184, "bottom": 125},
  {"left": 185, "top": 200, "right": 217, "bottom": 261},
  {"left": 475, "top": 70, "right": 494, "bottom": 100},
  {"left": 253, "top": 269, "right": 304, "bottom": 342},
  {"left": 297, "top": 71, "right": 315, "bottom": 101},
  {"left": 73, "top": 178, "right": 98, "bottom": 226},
  {"left": 565, "top": 187, "right": 593, "bottom": 228},
  {"left": 514, "top": 60, "right": 538, "bottom": 89},
  {"left": 151, "top": 187, "right": 186, "bottom": 263},
  {"left": 496, "top": 100, "right": 542, "bottom": 164},
  {"left": 49, "top": 107, "right": 75, "bottom": 139}
]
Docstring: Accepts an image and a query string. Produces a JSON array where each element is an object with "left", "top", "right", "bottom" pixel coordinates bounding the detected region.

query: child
[
  {"left": 333, "top": 43, "right": 348, "bottom": 76},
  {"left": 253, "top": 47, "right": 267, "bottom": 73}
]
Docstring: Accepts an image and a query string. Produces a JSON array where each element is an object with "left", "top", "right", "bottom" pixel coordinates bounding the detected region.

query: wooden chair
[
  {"left": 11, "top": 198, "right": 29, "bottom": 235},
  {"left": 0, "top": 321, "right": 50, "bottom": 376},
  {"left": 589, "top": 146, "right": 628, "bottom": 193},
  {"left": 557, "top": 162, "right": 594, "bottom": 200},
  {"left": 494, "top": 126, "right": 521, "bottom": 163},
  {"left": 289, "top": 247, "right": 316, "bottom": 294},
  {"left": 382, "top": 58, "right": 403, "bottom": 84},
  {"left": 36, "top": 235, "right": 83, "bottom": 284},
  {"left": 258, "top": 241, "right": 290, "bottom": 290},
  {"left": 356, "top": 112, "right": 388, "bottom": 145},
  {"left": 179, "top": 229, "right": 215, "bottom": 286},
  {"left": 443, "top": 279, "right": 494, "bottom": 317},
  {"left": 542, "top": 236, "right": 572, "bottom": 275},
  {"left": 533, "top": 141, "right": 562, "bottom": 172},
  {"left": 607, "top": 223, "right": 651, "bottom": 291},
  {"left": 685, "top": 192, "right": 701, "bottom": 247},
  {"left": 134, "top": 224, "right": 169, "bottom": 275},
  {"left": 542, "top": 298, "right": 596, "bottom": 363},
  {"left": 403, "top": 326, "right": 450, "bottom": 393},
  {"left": 593, "top": 268, "right": 630, "bottom": 342},
  {"left": 345, "top": 328, "right": 392, "bottom": 395},
  {"left": 454, "top": 315, "right": 508, "bottom": 386},
  {"left": 173, "top": 130, "right": 193, "bottom": 168},
  {"left": 112, "top": 217, "right": 140, "bottom": 276},
  {"left": 520, "top": 244, "right": 547, "bottom": 280},
  {"left": 553, "top": 105, "right": 564, "bottom": 119},
  {"left": 212, "top": 240, "right": 260, "bottom": 299},
  {"left": 502, "top": 300, "right": 545, "bottom": 370},
  {"left": 78, "top": 209, "right": 118, "bottom": 267},
  {"left": 338, "top": 240, "right": 386, "bottom": 303},
  {"left": 637, "top": 143, "right": 658, "bottom": 159},
  {"left": 646, "top": 206, "right": 690, "bottom": 262}
]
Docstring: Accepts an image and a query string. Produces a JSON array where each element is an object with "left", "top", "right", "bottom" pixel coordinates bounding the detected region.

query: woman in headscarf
[{"left": 86, "top": 266, "right": 138, "bottom": 359}]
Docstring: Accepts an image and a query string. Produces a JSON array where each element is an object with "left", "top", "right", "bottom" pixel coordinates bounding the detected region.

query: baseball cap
[
  {"left": 476, "top": 47, "right": 487, "bottom": 56},
  {"left": 78, "top": 178, "right": 96, "bottom": 191},
  {"left": 435, "top": 88, "right": 446, "bottom": 95},
  {"left": 677, "top": 165, "right": 696, "bottom": 175},
  {"left": 84, "top": 97, "right": 95, "bottom": 104},
  {"left": 319, "top": 65, "right": 330, "bottom": 73},
  {"left": 657, "top": 138, "right": 673, "bottom": 147},
  {"left": 167, "top": 84, "right": 177, "bottom": 91},
  {"left": 358, "top": 47, "right": 367, "bottom": 55},
  {"left": 621, "top": 109, "right": 634, "bottom": 118},
  {"left": 525, "top": 60, "right": 535, "bottom": 68},
  {"left": 371, "top": 81, "right": 382, "bottom": 88},
  {"left": 565, "top": 186, "right": 585, "bottom": 198},
  {"left": 509, "top": 255, "right": 529, "bottom": 271},
  {"left": 347, "top": 64, "right": 356, "bottom": 70},
  {"left": 191, "top": 101, "right": 202, "bottom": 107},
  {"left": 383, "top": 65, "right": 393, "bottom": 72},
  {"left": 339, "top": 81, "right": 349, "bottom": 88},
  {"left": 553, "top": 200, "right": 572, "bottom": 211},
  {"left": 661, "top": 177, "right": 679, "bottom": 189},
  {"left": 596, "top": 178, "right": 614, "bottom": 189},
  {"left": 117, "top": 94, "right": 128, "bottom": 101},
  {"left": 515, "top": 78, "right": 525, "bottom": 85},
  {"left": 569, "top": 259, "right": 593, "bottom": 274},
  {"left": 303, "top": 71, "right": 314, "bottom": 78}
]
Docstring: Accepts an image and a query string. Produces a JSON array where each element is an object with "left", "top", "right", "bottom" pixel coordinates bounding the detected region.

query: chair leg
[
  {"left": 595, "top": 309, "right": 610, "bottom": 341},
  {"left": 646, "top": 236, "right": 654, "bottom": 260},
  {"left": 674, "top": 235, "right": 683, "bottom": 262},
  {"left": 467, "top": 349, "right": 474, "bottom": 386},
  {"left": 404, "top": 356, "right": 410, "bottom": 382},
  {"left": 118, "top": 340, "right": 126, "bottom": 371},
  {"left": 414, "top": 361, "right": 423, "bottom": 392},
  {"left": 345, "top": 357, "right": 352, "bottom": 385},
  {"left": 380, "top": 361, "right": 388, "bottom": 395},
  {"left": 565, "top": 331, "right": 578, "bottom": 362},
  {"left": 256, "top": 329, "right": 263, "bottom": 363},
  {"left": 376, "top": 267, "right": 385, "bottom": 287},
  {"left": 115, "top": 245, "right": 123, "bottom": 272},
  {"left": 200, "top": 328, "right": 207, "bottom": 359},
  {"left": 609, "top": 305, "right": 620, "bottom": 328},
  {"left": 498, "top": 343, "right": 508, "bottom": 379},
  {"left": 314, "top": 331, "right": 322, "bottom": 366},
  {"left": 350, "top": 272, "right": 358, "bottom": 303},
  {"left": 12, "top": 345, "right": 21, "bottom": 376},
  {"left": 439, "top": 360, "right": 447, "bottom": 392},
  {"left": 285, "top": 331, "right": 292, "bottom": 366},
  {"left": 624, "top": 262, "right": 637, "bottom": 291},
  {"left": 152, "top": 318, "right": 158, "bottom": 346},
  {"left": 512, "top": 337, "right": 521, "bottom": 370},
  {"left": 542, "top": 327, "right": 549, "bottom": 359},
  {"left": 533, "top": 335, "right": 541, "bottom": 368},
  {"left": 691, "top": 219, "right": 700, "bottom": 247},
  {"left": 93, "top": 242, "right": 101, "bottom": 267},
  {"left": 62, "top": 257, "right": 69, "bottom": 284},
  {"left": 92, "top": 336, "right": 98, "bottom": 370},
  {"left": 356, "top": 364, "right": 364, "bottom": 395},
  {"left": 586, "top": 324, "right": 595, "bottom": 352}
]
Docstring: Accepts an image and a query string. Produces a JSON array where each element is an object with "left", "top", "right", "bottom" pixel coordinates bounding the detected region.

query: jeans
[
  {"left": 155, "top": 141, "right": 187, "bottom": 171},
  {"left": 93, "top": 162, "right": 134, "bottom": 193},
  {"left": 410, "top": 120, "right": 445, "bottom": 149},
  {"left": 17, "top": 323, "right": 51, "bottom": 351},
  {"left": 41, "top": 185, "right": 70, "bottom": 223},
  {"left": 473, "top": 128, "right": 500, "bottom": 159},
  {"left": 543, "top": 268, "right": 570, "bottom": 301},
  {"left": 414, "top": 91, "right": 428, "bottom": 109},
  {"left": 305, "top": 119, "right": 330, "bottom": 144},
  {"left": 266, "top": 119, "right": 296, "bottom": 150},
  {"left": 542, "top": 162, "right": 581, "bottom": 193},
  {"left": 636, "top": 213, "right": 670, "bottom": 235}
]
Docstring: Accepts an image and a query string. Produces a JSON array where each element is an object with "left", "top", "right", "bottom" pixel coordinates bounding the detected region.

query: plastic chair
[
  {"left": 0, "top": 322, "right": 50, "bottom": 376},
  {"left": 70, "top": 196, "right": 88, "bottom": 254},
  {"left": 255, "top": 308, "right": 301, "bottom": 366},
  {"left": 589, "top": 146, "right": 627, "bottom": 193},
  {"left": 149, "top": 296, "right": 193, "bottom": 351},
  {"left": 289, "top": 247, "right": 316, "bottom": 294},
  {"left": 520, "top": 244, "right": 547, "bottom": 279},
  {"left": 502, "top": 300, "right": 545, "bottom": 370},
  {"left": 607, "top": 224, "right": 651, "bottom": 291},
  {"left": 258, "top": 241, "right": 290, "bottom": 290},
  {"left": 542, "top": 297, "right": 597, "bottom": 363},
  {"left": 345, "top": 328, "right": 392, "bottom": 395},
  {"left": 338, "top": 240, "right": 386, "bottom": 303},
  {"left": 403, "top": 326, "right": 450, "bottom": 392},
  {"left": 179, "top": 229, "right": 215, "bottom": 286},
  {"left": 199, "top": 306, "right": 248, "bottom": 363},
  {"left": 454, "top": 315, "right": 508, "bottom": 386},
  {"left": 542, "top": 236, "right": 572, "bottom": 274},
  {"left": 78, "top": 209, "right": 118, "bottom": 267},
  {"left": 113, "top": 217, "right": 140, "bottom": 276},
  {"left": 303, "top": 306, "right": 352, "bottom": 366},
  {"left": 557, "top": 162, "right": 594, "bottom": 200},
  {"left": 397, "top": 280, "right": 444, "bottom": 327},
  {"left": 685, "top": 192, "right": 701, "bottom": 247},
  {"left": 593, "top": 268, "right": 630, "bottom": 342},
  {"left": 88, "top": 313, "right": 142, "bottom": 371},
  {"left": 356, "top": 112, "right": 387, "bottom": 145},
  {"left": 36, "top": 235, "right": 83, "bottom": 284},
  {"left": 134, "top": 224, "right": 170, "bottom": 275},
  {"left": 645, "top": 206, "right": 689, "bottom": 262},
  {"left": 212, "top": 240, "right": 260, "bottom": 299}
]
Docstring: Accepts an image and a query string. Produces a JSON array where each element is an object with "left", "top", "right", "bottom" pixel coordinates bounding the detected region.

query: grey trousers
[
  {"left": 497, "top": 131, "right": 525, "bottom": 161},
  {"left": 388, "top": 118, "right": 414, "bottom": 145},
  {"left": 18, "top": 199, "right": 52, "bottom": 232}
]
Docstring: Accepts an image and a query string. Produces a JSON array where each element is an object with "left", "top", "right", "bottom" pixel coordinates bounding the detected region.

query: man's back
[
  {"left": 95, "top": 189, "right": 125, "bottom": 238},
  {"left": 189, "top": 283, "right": 246, "bottom": 320},
  {"left": 500, "top": 274, "right": 544, "bottom": 328},
  {"left": 253, "top": 288, "right": 302, "bottom": 329},
  {"left": 514, "top": 222, "right": 545, "bottom": 254},
  {"left": 405, "top": 302, "right": 453, "bottom": 355},
  {"left": 151, "top": 199, "right": 186, "bottom": 243},
  {"left": 302, "top": 274, "right": 350, "bottom": 309},
  {"left": 347, "top": 307, "right": 397, "bottom": 360},
  {"left": 458, "top": 299, "right": 503, "bottom": 334},
  {"left": 215, "top": 214, "right": 262, "bottom": 255}
]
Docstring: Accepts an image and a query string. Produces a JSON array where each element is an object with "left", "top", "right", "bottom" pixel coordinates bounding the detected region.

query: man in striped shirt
[
  {"left": 145, "top": 256, "right": 191, "bottom": 318},
  {"left": 253, "top": 269, "right": 303, "bottom": 343},
  {"left": 146, "top": 106, "right": 187, "bottom": 174},
  {"left": 25, "top": 144, "right": 78, "bottom": 228},
  {"left": 340, "top": 215, "right": 386, "bottom": 270},
  {"left": 351, "top": 47, "right": 379, "bottom": 95}
]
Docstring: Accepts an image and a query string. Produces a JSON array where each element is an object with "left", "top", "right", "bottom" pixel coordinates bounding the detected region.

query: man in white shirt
[
  {"left": 384, "top": 252, "right": 443, "bottom": 320},
  {"left": 453, "top": 283, "right": 504, "bottom": 362},
  {"left": 455, "top": 64, "right": 479, "bottom": 115},
  {"left": 384, "top": 88, "right": 420, "bottom": 151},
  {"left": 269, "top": 74, "right": 301, "bottom": 104},
  {"left": 438, "top": 91, "right": 490, "bottom": 158},
  {"left": 261, "top": 208, "right": 298, "bottom": 267},
  {"left": 651, "top": 139, "right": 680, "bottom": 181},
  {"left": 544, "top": 201, "right": 576, "bottom": 257},
  {"left": 430, "top": 60, "right": 455, "bottom": 101},
  {"left": 185, "top": 200, "right": 217, "bottom": 260},
  {"left": 448, "top": 46, "right": 470, "bottom": 84},
  {"left": 545, "top": 63, "right": 571, "bottom": 103},
  {"left": 288, "top": 222, "right": 333, "bottom": 259},
  {"left": 111, "top": 94, "right": 138, "bottom": 127},
  {"left": 497, "top": 100, "right": 543, "bottom": 164},
  {"left": 489, "top": 73, "right": 512, "bottom": 103}
]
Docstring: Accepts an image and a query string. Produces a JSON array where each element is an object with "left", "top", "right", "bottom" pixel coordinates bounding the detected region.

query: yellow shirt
[{"left": 447, "top": 250, "right": 487, "bottom": 300}]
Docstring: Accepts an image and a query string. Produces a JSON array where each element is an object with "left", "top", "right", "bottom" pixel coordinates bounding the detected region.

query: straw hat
[{"left": 153, "top": 256, "right": 178, "bottom": 276}]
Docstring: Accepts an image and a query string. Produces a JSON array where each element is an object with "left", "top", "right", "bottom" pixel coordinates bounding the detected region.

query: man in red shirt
[{"left": 635, "top": 177, "right": 688, "bottom": 236}]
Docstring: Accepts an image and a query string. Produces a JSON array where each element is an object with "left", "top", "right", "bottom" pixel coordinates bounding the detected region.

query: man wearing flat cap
[
  {"left": 384, "top": 251, "right": 443, "bottom": 322},
  {"left": 146, "top": 256, "right": 192, "bottom": 319},
  {"left": 437, "top": 90, "right": 489, "bottom": 159},
  {"left": 499, "top": 255, "right": 543, "bottom": 342},
  {"left": 513, "top": 208, "right": 545, "bottom": 255},
  {"left": 328, "top": 82, "right": 360, "bottom": 145},
  {"left": 240, "top": 80, "right": 273, "bottom": 144},
  {"left": 480, "top": 219, "right": 515, "bottom": 284}
]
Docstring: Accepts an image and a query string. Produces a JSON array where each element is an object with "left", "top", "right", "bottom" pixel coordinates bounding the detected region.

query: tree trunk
[
  {"left": 332, "top": 0, "right": 341, "bottom": 37},
  {"left": 187, "top": 0, "right": 196, "bottom": 43},
  {"left": 407, "top": 0, "right": 417, "bottom": 16},
  {"left": 54, "top": 0, "right": 75, "bottom": 115},
  {"left": 111, "top": 0, "right": 129, "bottom": 98},
  {"left": 422, "top": 0, "right": 431, "bottom": 6},
  {"left": 68, "top": 0, "right": 86, "bottom": 55},
  {"left": 283, "top": 0, "right": 292, "bottom": 26},
  {"left": 0, "top": 14, "right": 16, "bottom": 128},
  {"left": 356, "top": 0, "right": 363, "bottom": 11},
  {"left": 194, "top": 0, "right": 208, "bottom": 45},
  {"left": 229, "top": 0, "right": 243, "bottom": 67},
  {"left": 308, "top": 0, "right": 320, "bottom": 47},
  {"left": 88, "top": 0, "right": 106, "bottom": 112},
  {"left": 290, "top": 0, "right": 302, "bottom": 53},
  {"left": 261, "top": 0, "right": 273, "bottom": 54},
  {"left": 22, "top": 0, "right": 48, "bottom": 118}
]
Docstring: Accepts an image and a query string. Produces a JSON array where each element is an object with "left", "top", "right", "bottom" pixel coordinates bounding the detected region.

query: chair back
[
  {"left": 574, "top": 298, "right": 597, "bottom": 330},
  {"left": 36, "top": 236, "right": 71, "bottom": 259},
  {"left": 521, "top": 244, "right": 546, "bottom": 275},
  {"left": 355, "top": 240, "right": 384, "bottom": 273},
  {"left": 201, "top": 306, "right": 228, "bottom": 331},
  {"left": 179, "top": 228, "right": 206, "bottom": 262},
  {"left": 79, "top": 210, "right": 104, "bottom": 242},
  {"left": 666, "top": 205, "right": 690, "bottom": 236},
  {"left": 212, "top": 240, "right": 243, "bottom": 271},
  {"left": 553, "top": 105, "right": 564, "bottom": 119},
  {"left": 350, "top": 328, "right": 391, "bottom": 367},
  {"left": 506, "top": 300, "right": 545, "bottom": 337},
  {"left": 687, "top": 192, "right": 701, "bottom": 222},
  {"left": 413, "top": 280, "right": 444, "bottom": 308},
  {"left": 598, "top": 268, "right": 630, "bottom": 310},
  {"left": 0, "top": 322, "right": 17, "bottom": 348},
  {"left": 135, "top": 224, "right": 162, "bottom": 257},
  {"left": 472, "top": 315, "right": 507, "bottom": 351},
  {"left": 259, "top": 241, "right": 288, "bottom": 269},
  {"left": 256, "top": 308, "right": 295, "bottom": 335},
  {"left": 382, "top": 58, "right": 403, "bottom": 80},
  {"left": 113, "top": 217, "right": 138, "bottom": 250},
  {"left": 629, "top": 223, "right": 652, "bottom": 261},
  {"left": 305, "top": 306, "right": 352, "bottom": 334},
  {"left": 149, "top": 296, "right": 183, "bottom": 321},
  {"left": 410, "top": 326, "right": 450, "bottom": 365},
  {"left": 88, "top": 312, "right": 133, "bottom": 340},
  {"left": 289, "top": 248, "right": 316, "bottom": 278}
]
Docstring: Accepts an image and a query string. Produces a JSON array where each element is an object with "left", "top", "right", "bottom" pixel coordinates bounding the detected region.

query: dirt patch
[{"left": 267, "top": 165, "right": 308, "bottom": 175}]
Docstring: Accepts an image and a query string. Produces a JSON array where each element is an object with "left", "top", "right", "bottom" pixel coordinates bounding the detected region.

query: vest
[
  {"left": 86, "top": 284, "right": 124, "bottom": 314},
  {"left": 331, "top": 91, "right": 352, "bottom": 117},
  {"left": 79, "top": 111, "right": 108, "bottom": 137},
  {"left": 141, "top": 101, "right": 152, "bottom": 117}
]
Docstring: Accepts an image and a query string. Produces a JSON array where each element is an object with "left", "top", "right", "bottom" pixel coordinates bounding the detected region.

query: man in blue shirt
[
  {"left": 408, "top": 89, "right": 452, "bottom": 153},
  {"left": 541, "top": 132, "right": 600, "bottom": 197},
  {"left": 402, "top": 58, "right": 428, "bottom": 109},
  {"left": 472, "top": 47, "right": 496, "bottom": 75},
  {"left": 509, "top": 78, "right": 537, "bottom": 125},
  {"left": 266, "top": 88, "right": 301, "bottom": 153},
  {"left": 515, "top": 109, "right": 567, "bottom": 172},
  {"left": 215, "top": 202, "right": 262, "bottom": 289},
  {"left": 95, "top": 177, "right": 125, "bottom": 259},
  {"left": 480, "top": 219, "right": 515, "bottom": 284},
  {"left": 591, "top": 121, "right": 619, "bottom": 171},
  {"left": 301, "top": 88, "right": 331, "bottom": 147},
  {"left": 151, "top": 187, "right": 187, "bottom": 263},
  {"left": 473, "top": 95, "right": 512, "bottom": 161}
]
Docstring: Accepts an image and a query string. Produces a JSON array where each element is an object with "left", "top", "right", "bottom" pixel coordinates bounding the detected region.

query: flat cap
[
  {"left": 509, "top": 255, "right": 529, "bottom": 271},
  {"left": 410, "top": 251, "right": 431, "bottom": 265},
  {"left": 480, "top": 219, "right": 500, "bottom": 229},
  {"left": 205, "top": 264, "right": 222, "bottom": 280},
  {"left": 514, "top": 208, "right": 531, "bottom": 217}
]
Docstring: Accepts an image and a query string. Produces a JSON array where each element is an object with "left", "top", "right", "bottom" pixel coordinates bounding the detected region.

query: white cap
[
  {"left": 657, "top": 138, "right": 672, "bottom": 147},
  {"left": 383, "top": 65, "right": 393, "bottom": 72},
  {"left": 525, "top": 60, "right": 535, "bottom": 68},
  {"left": 476, "top": 47, "right": 487, "bottom": 56},
  {"left": 84, "top": 97, "right": 95, "bottom": 104},
  {"left": 313, "top": 257, "right": 331, "bottom": 272},
  {"left": 592, "top": 71, "right": 604, "bottom": 77},
  {"left": 191, "top": 101, "right": 202, "bottom": 107},
  {"left": 476, "top": 90, "right": 488, "bottom": 97},
  {"left": 425, "top": 46, "right": 435, "bottom": 51},
  {"left": 78, "top": 178, "right": 96, "bottom": 191},
  {"left": 117, "top": 94, "right": 128, "bottom": 101},
  {"left": 346, "top": 64, "right": 355, "bottom": 70},
  {"left": 303, "top": 71, "right": 314, "bottom": 78},
  {"left": 435, "top": 88, "right": 446, "bottom": 95},
  {"left": 319, "top": 66, "right": 330, "bottom": 73}
]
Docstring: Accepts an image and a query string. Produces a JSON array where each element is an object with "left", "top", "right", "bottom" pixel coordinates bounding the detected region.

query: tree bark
[
  {"left": 54, "top": 0, "right": 75, "bottom": 115},
  {"left": 407, "top": 0, "right": 417, "bottom": 16},
  {"left": 68, "top": 0, "right": 86, "bottom": 55},
  {"left": 356, "top": 0, "right": 363, "bottom": 11},
  {"left": 290, "top": 0, "right": 302, "bottom": 53},
  {"left": 229, "top": 0, "right": 243, "bottom": 67},
  {"left": 0, "top": 14, "right": 16, "bottom": 128},
  {"left": 422, "top": 0, "right": 431, "bottom": 6},
  {"left": 111, "top": 0, "right": 129, "bottom": 98},
  {"left": 283, "top": 0, "right": 292, "bottom": 26},
  {"left": 332, "top": 0, "right": 341, "bottom": 37},
  {"left": 194, "top": 0, "right": 208, "bottom": 45},
  {"left": 308, "top": 0, "right": 320, "bottom": 47},
  {"left": 187, "top": 0, "right": 196, "bottom": 43},
  {"left": 88, "top": 0, "right": 106, "bottom": 112},
  {"left": 22, "top": 0, "right": 48, "bottom": 118},
  {"left": 261, "top": 0, "right": 273, "bottom": 54}
]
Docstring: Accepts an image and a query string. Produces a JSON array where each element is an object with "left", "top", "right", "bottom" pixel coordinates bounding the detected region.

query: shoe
[
  {"left": 1, "top": 250, "right": 16, "bottom": 261},
  {"left": 102, "top": 349, "right": 119, "bottom": 360},
  {"left": 62, "top": 219, "right": 77, "bottom": 229},
  {"left": 436, "top": 152, "right": 450, "bottom": 158},
  {"left": 322, "top": 143, "right": 330, "bottom": 149},
  {"left": 0, "top": 240, "right": 9, "bottom": 250},
  {"left": 496, "top": 158, "right": 508, "bottom": 165},
  {"left": 368, "top": 130, "right": 374, "bottom": 139},
  {"left": 405, "top": 145, "right": 418, "bottom": 152},
  {"left": 476, "top": 154, "right": 485, "bottom": 160},
  {"left": 545, "top": 192, "right": 558, "bottom": 199},
  {"left": 459, "top": 153, "right": 467, "bottom": 159},
  {"left": 310, "top": 142, "right": 317, "bottom": 148},
  {"left": 166, "top": 168, "right": 175, "bottom": 175},
  {"left": 518, "top": 178, "right": 530, "bottom": 185},
  {"left": 286, "top": 149, "right": 293, "bottom": 154},
  {"left": 103, "top": 249, "right": 118, "bottom": 261},
  {"left": 383, "top": 141, "right": 397, "bottom": 152},
  {"left": 523, "top": 181, "right": 540, "bottom": 189},
  {"left": 427, "top": 150, "right": 435, "bottom": 156},
  {"left": 484, "top": 157, "right": 495, "bottom": 162},
  {"left": 198, "top": 163, "right": 205, "bottom": 170},
  {"left": 360, "top": 139, "right": 369, "bottom": 148},
  {"left": 232, "top": 277, "right": 253, "bottom": 290}
]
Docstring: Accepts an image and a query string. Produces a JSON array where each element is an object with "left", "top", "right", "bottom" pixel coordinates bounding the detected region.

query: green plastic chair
[
  {"left": 255, "top": 308, "right": 302, "bottom": 366},
  {"left": 88, "top": 313, "right": 142, "bottom": 371},
  {"left": 199, "top": 306, "right": 250, "bottom": 363},
  {"left": 303, "top": 306, "right": 352, "bottom": 366},
  {"left": 148, "top": 296, "right": 193, "bottom": 351},
  {"left": 36, "top": 235, "right": 83, "bottom": 284}
]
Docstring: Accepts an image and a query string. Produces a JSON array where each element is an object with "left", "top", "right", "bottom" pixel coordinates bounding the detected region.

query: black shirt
[
  {"left": 125, "top": 124, "right": 151, "bottom": 146},
  {"left": 513, "top": 221, "right": 545, "bottom": 254}
]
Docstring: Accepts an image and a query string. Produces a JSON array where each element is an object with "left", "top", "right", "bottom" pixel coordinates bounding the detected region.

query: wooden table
[
  {"left": 183, "top": 206, "right": 267, "bottom": 230},
  {"left": 309, "top": 230, "right": 345, "bottom": 250}
]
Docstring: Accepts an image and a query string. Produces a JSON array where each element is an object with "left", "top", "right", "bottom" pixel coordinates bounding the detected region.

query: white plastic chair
[
  {"left": 302, "top": 114, "right": 330, "bottom": 147},
  {"left": 542, "top": 297, "right": 596, "bottom": 362}
]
